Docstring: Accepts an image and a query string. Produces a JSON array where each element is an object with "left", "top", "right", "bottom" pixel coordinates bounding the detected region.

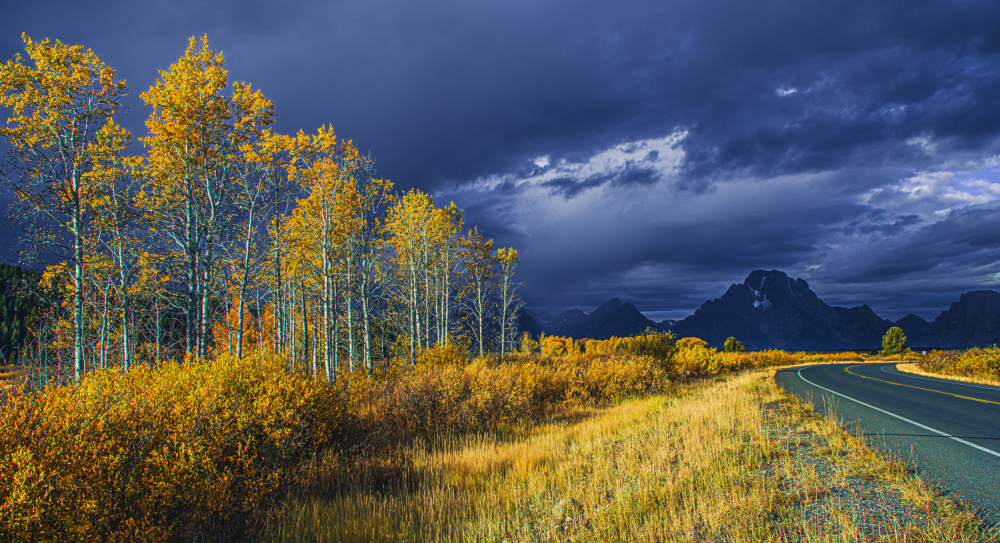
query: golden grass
[
  {"left": 896, "top": 362, "right": 1000, "bottom": 388},
  {"left": 265, "top": 367, "right": 995, "bottom": 542}
]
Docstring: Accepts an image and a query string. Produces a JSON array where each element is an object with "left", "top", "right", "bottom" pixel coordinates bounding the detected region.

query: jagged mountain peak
[
  {"left": 591, "top": 298, "right": 629, "bottom": 315},
  {"left": 673, "top": 269, "right": 889, "bottom": 350},
  {"left": 741, "top": 269, "right": 817, "bottom": 310},
  {"left": 929, "top": 290, "right": 1000, "bottom": 348}
]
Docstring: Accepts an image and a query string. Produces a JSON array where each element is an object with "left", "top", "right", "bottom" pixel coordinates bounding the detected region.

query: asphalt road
[{"left": 775, "top": 362, "right": 1000, "bottom": 525}]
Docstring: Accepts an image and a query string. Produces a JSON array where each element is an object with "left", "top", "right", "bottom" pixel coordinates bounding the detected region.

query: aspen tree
[
  {"left": 430, "top": 203, "right": 463, "bottom": 347},
  {"left": 282, "top": 127, "right": 358, "bottom": 380},
  {"left": 0, "top": 35, "right": 131, "bottom": 379},
  {"left": 352, "top": 157, "right": 393, "bottom": 375},
  {"left": 90, "top": 140, "right": 139, "bottom": 369},
  {"left": 459, "top": 227, "right": 498, "bottom": 358},
  {"left": 385, "top": 190, "right": 436, "bottom": 367},
  {"left": 140, "top": 36, "right": 275, "bottom": 358},
  {"left": 496, "top": 247, "right": 523, "bottom": 358},
  {"left": 229, "top": 131, "right": 281, "bottom": 358}
]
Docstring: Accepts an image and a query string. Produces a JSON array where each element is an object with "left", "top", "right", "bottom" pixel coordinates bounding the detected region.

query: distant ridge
[
  {"left": 521, "top": 270, "right": 1000, "bottom": 350},
  {"left": 918, "top": 290, "right": 1000, "bottom": 348},
  {"left": 522, "top": 298, "right": 657, "bottom": 340}
]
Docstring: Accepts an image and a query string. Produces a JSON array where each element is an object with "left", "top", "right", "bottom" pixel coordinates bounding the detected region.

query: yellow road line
[{"left": 844, "top": 365, "right": 1000, "bottom": 406}]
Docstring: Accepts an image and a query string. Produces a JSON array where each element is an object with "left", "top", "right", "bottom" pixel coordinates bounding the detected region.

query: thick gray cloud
[{"left": 3, "top": 0, "right": 1000, "bottom": 321}]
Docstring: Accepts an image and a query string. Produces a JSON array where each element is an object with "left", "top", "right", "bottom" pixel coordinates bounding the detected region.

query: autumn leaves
[{"left": 0, "top": 35, "right": 522, "bottom": 379}]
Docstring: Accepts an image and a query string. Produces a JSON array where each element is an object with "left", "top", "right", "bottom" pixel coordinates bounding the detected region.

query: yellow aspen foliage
[
  {"left": 0, "top": 34, "right": 132, "bottom": 380},
  {"left": 138, "top": 35, "right": 276, "bottom": 358},
  {"left": 920, "top": 347, "right": 1000, "bottom": 382},
  {"left": 520, "top": 332, "right": 539, "bottom": 354},
  {"left": 540, "top": 335, "right": 572, "bottom": 357}
]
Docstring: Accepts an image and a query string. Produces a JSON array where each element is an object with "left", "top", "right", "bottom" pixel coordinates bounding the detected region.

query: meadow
[{"left": 0, "top": 335, "right": 994, "bottom": 542}]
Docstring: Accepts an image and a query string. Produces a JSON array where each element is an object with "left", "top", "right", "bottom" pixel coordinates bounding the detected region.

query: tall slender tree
[
  {"left": 496, "top": 247, "right": 522, "bottom": 358},
  {"left": 0, "top": 34, "right": 131, "bottom": 379},
  {"left": 282, "top": 126, "right": 358, "bottom": 380},
  {"left": 139, "top": 35, "right": 275, "bottom": 358},
  {"left": 459, "top": 227, "right": 497, "bottom": 358},
  {"left": 385, "top": 190, "right": 437, "bottom": 367}
]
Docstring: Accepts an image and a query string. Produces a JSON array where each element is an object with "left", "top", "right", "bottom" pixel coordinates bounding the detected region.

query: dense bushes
[
  {"left": 0, "top": 347, "right": 675, "bottom": 541},
  {"left": 345, "top": 351, "right": 670, "bottom": 441},
  {"left": 0, "top": 352, "right": 345, "bottom": 542},
  {"left": 919, "top": 347, "right": 1000, "bottom": 383},
  {"left": 0, "top": 333, "right": 872, "bottom": 541}
]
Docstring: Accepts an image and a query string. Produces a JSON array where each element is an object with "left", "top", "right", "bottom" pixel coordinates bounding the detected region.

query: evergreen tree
[
  {"left": 880, "top": 326, "right": 908, "bottom": 356},
  {"left": 723, "top": 336, "right": 745, "bottom": 352},
  {"left": 0, "top": 264, "right": 43, "bottom": 361}
]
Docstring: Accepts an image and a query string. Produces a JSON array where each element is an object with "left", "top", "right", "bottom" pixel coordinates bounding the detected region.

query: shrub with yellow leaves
[
  {"left": 920, "top": 347, "right": 1000, "bottom": 382},
  {"left": 343, "top": 352, "right": 670, "bottom": 442},
  {"left": 540, "top": 335, "right": 575, "bottom": 357},
  {"left": 0, "top": 351, "right": 344, "bottom": 542},
  {"left": 417, "top": 340, "right": 471, "bottom": 366}
]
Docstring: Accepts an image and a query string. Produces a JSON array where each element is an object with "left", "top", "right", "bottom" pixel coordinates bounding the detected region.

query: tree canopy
[
  {"left": 0, "top": 35, "right": 523, "bottom": 379},
  {"left": 880, "top": 326, "right": 908, "bottom": 356}
]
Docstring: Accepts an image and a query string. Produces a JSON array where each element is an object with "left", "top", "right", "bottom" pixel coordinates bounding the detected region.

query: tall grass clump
[{"left": 0, "top": 351, "right": 345, "bottom": 542}]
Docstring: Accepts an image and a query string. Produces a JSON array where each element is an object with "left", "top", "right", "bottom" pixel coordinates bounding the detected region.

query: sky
[{"left": 3, "top": 0, "right": 1000, "bottom": 322}]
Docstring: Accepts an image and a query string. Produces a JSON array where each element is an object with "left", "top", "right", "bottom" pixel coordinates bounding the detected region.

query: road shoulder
[
  {"left": 765, "top": 366, "right": 994, "bottom": 540},
  {"left": 895, "top": 362, "right": 1000, "bottom": 389}
]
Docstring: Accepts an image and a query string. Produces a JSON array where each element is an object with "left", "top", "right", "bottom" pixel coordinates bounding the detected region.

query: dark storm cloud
[
  {"left": 4, "top": 0, "right": 1000, "bottom": 320},
  {"left": 439, "top": 147, "right": 874, "bottom": 317},
  {"left": 837, "top": 202, "right": 1000, "bottom": 284},
  {"left": 9, "top": 0, "right": 996, "bottom": 190}
]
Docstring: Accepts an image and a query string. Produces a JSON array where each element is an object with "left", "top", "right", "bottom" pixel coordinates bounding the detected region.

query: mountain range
[{"left": 522, "top": 270, "right": 1000, "bottom": 350}]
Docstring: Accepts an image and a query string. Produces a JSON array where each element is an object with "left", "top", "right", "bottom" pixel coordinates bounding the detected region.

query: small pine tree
[
  {"left": 723, "top": 336, "right": 745, "bottom": 353},
  {"left": 880, "top": 326, "right": 908, "bottom": 356}
]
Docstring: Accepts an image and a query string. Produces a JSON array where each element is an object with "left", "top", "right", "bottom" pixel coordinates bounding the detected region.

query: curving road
[{"left": 775, "top": 362, "right": 1000, "bottom": 525}]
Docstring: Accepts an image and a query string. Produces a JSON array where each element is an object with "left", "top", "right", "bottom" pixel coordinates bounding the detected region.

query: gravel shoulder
[{"left": 767, "top": 365, "right": 998, "bottom": 541}]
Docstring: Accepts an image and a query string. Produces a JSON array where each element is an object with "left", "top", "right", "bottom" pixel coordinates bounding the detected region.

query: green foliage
[
  {"left": 723, "top": 336, "right": 745, "bottom": 353},
  {"left": 0, "top": 264, "right": 43, "bottom": 362},
  {"left": 880, "top": 326, "right": 908, "bottom": 356}
]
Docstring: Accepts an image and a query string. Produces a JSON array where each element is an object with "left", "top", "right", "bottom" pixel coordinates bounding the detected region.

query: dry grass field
[
  {"left": 4, "top": 342, "right": 998, "bottom": 541},
  {"left": 265, "top": 366, "right": 995, "bottom": 542}
]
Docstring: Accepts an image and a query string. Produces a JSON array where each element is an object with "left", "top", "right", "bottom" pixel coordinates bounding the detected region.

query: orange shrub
[
  {"left": 520, "top": 332, "right": 539, "bottom": 354},
  {"left": 671, "top": 338, "right": 813, "bottom": 377},
  {"left": 581, "top": 331, "right": 677, "bottom": 363},
  {"left": 584, "top": 339, "right": 607, "bottom": 355},
  {"left": 676, "top": 337, "right": 709, "bottom": 350},
  {"left": 418, "top": 341, "right": 472, "bottom": 366},
  {"left": 674, "top": 340, "right": 719, "bottom": 376}
]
